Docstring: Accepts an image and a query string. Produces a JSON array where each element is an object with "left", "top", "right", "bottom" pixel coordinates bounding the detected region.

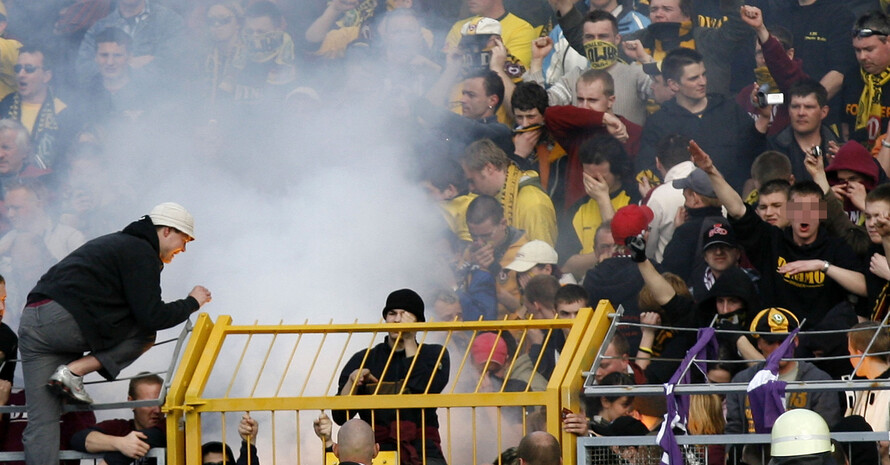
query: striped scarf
[
  {"left": 5, "top": 90, "right": 59, "bottom": 169},
  {"left": 855, "top": 67, "right": 890, "bottom": 132}
]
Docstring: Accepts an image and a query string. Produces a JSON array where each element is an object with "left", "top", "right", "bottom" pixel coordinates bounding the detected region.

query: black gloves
[{"left": 625, "top": 235, "right": 647, "bottom": 263}]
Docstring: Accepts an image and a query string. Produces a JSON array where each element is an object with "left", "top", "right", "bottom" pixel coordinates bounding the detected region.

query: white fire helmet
[{"left": 770, "top": 409, "right": 834, "bottom": 457}]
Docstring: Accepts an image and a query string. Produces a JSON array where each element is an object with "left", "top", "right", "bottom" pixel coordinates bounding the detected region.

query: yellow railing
[{"left": 163, "top": 301, "right": 614, "bottom": 465}]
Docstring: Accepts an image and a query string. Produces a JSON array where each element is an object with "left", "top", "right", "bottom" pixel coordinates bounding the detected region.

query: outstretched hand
[{"left": 688, "top": 140, "right": 715, "bottom": 173}]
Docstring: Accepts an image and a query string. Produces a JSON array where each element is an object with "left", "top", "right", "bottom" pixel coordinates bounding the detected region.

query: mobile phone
[{"left": 561, "top": 407, "right": 573, "bottom": 420}]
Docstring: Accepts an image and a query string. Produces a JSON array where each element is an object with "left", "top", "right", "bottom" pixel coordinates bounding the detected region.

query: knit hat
[
  {"left": 382, "top": 288, "right": 425, "bottom": 322},
  {"left": 611, "top": 204, "right": 654, "bottom": 245},
  {"left": 672, "top": 168, "right": 716, "bottom": 197},
  {"left": 701, "top": 222, "right": 738, "bottom": 251},
  {"left": 460, "top": 17, "right": 501, "bottom": 36},
  {"left": 505, "top": 240, "right": 558, "bottom": 272},
  {"left": 148, "top": 202, "right": 196, "bottom": 239},
  {"left": 749, "top": 307, "right": 799, "bottom": 337},
  {"left": 470, "top": 332, "right": 508, "bottom": 369}
]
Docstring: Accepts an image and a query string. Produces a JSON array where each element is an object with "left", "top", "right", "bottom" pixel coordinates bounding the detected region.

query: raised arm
[{"left": 689, "top": 140, "right": 746, "bottom": 219}]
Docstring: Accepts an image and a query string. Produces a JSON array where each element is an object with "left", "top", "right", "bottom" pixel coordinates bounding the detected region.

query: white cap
[
  {"left": 505, "top": 240, "right": 558, "bottom": 272},
  {"left": 460, "top": 17, "right": 502, "bottom": 36},
  {"left": 770, "top": 409, "right": 833, "bottom": 457},
  {"left": 148, "top": 202, "right": 196, "bottom": 239}
]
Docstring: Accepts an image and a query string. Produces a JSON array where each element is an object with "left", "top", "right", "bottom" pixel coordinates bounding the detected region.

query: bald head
[
  {"left": 518, "top": 431, "right": 561, "bottom": 465},
  {"left": 334, "top": 419, "right": 379, "bottom": 464}
]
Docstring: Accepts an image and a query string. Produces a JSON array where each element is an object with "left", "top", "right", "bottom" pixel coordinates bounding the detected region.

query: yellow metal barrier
[{"left": 162, "top": 302, "right": 614, "bottom": 465}]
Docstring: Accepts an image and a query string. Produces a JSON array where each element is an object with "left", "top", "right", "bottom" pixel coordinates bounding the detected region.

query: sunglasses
[
  {"left": 14, "top": 64, "right": 41, "bottom": 73},
  {"left": 852, "top": 27, "right": 889, "bottom": 38},
  {"left": 206, "top": 16, "right": 234, "bottom": 27}
]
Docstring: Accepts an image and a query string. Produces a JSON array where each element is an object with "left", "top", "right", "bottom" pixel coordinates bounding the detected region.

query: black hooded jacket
[{"left": 28, "top": 216, "right": 199, "bottom": 352}]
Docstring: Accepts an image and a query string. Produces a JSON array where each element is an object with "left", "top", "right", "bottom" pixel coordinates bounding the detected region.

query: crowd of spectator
[{"left": 0, "top": 0, "right": 889, "bottom": 462}]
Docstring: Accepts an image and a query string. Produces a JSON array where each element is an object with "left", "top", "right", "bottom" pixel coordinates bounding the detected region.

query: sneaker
[{"left": 47, "top": 365, "right": 94, "bottom": 404}]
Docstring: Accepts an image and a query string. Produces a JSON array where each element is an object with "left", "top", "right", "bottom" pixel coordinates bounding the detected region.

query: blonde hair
[
  {"left": 638, "top": 272, "right": 689, "bottom": 313},
  {"left": 687, "top": 394, "right": 724, "bottom": 435}
]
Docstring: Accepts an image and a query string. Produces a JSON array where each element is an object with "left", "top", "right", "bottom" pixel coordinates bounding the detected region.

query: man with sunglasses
[
  {"left": 844, "top": 11, "right": 890, "bottom": 149},
  {"left": 0, "top": 44, "right": 75, "bottom": 170},
  {"left": 17, "top": 202, "right": 212, "bottom": 465}
]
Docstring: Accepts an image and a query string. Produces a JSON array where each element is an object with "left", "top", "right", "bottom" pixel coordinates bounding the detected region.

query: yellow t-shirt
[
  {"left": 572, "top": 191, "right": 632, "bottom": 254},
  {"left": 20, "top": 98, "right": 67, "bottom": 134},
  {"left": 445, "top": 13, "right": 537, "bottom": 69},
  {"left": 0, "top": 38, "right": 20, "bottom": 101}
]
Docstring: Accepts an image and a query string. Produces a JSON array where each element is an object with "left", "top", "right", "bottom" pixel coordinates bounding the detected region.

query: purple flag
[
  {"left": 746, "top": 328, "right": 799, "bottom": 433},
  {"left": 658, "top": 328, "right": 717, "bottom": 465}
]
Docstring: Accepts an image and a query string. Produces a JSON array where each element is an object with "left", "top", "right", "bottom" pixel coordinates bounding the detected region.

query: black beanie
[{"left": 381, "top": 288, "right": 425, "bottom": 322}]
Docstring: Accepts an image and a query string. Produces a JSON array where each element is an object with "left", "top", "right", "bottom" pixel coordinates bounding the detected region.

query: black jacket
[
  {"left": 583, "top": 256, "right": 651, "bottom": 352},
  {"left": 767, "top": 124, "right": 839, "bottom": 183},
  {"left": 661, "top": 207, "right": 724, "bottom": 283},
  {"left": 28, "top": 216, "right": 198, "bottom": 352},
  {"left": 637, "top": 94, "right": 765, "bottom": 192},
  {"left": 730, "top": 205, "right": 862, "bottom": 325}
]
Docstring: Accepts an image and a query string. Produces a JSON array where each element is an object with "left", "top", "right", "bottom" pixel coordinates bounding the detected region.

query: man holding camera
[{"left": 768, "top": 79, "right": 840, "bottom": 183}]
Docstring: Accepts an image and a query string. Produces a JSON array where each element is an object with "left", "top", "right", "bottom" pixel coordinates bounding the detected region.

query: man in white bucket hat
[{"left": 17, "top": 202, "right": 211, "bottom": 465}]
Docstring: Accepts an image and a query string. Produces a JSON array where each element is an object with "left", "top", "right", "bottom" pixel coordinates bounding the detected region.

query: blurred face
[
  {"left": 848, "top": 339, "right": 871, "bottom": 377},
  {"left": 517, "top": 264, "right": 551, "bottom": 289},
  {"left": 463, "top": 162, "right": 503, "bottom": 196},
  {"left": 434, "top": 299, "right": 463, "bottom": 322},
  {"left": 756, "top": 191, "right": 789, "bottom": 227},
  {"left": 595, "top": 229, "right": 616, "bottom": 261},
  {"left": 703, "top": 244, "right": 740, "bottom": 272},
  {"left": 583, "top": 161, "right": 619, "bottom": 193},
  {"left": 601, "top": 396, "right": 634, "bottom": 421},
  {"left": 595, "top": 342, "right": 628, "bottom": 383},
  {"left": 206, "top": 4, "right": 239, "bottom": 43},
  {"left": 0, "top": 282, "right": 6, "bottom": 324},
  {"left": 0, "top": 129, "right": 26, "bottom": 175},
  {"left": 131, "top": 382, "right": 162, "bottom": 430},
  {"left": 461, "top": 77, "right": 496, "bottom": 120},
  {"left": 203, "top": 452, "right": 226, "bottom": 465},
  {"left": 669, "top": 62, "right": 707, "bottom": 102},
  {"left": 575, "top": 79, "right": 614, "bottom": 112},
  {"left": 788, "top": 93, "right": 827, "bottom": 136},
  {"left": 95, "top": 42, "right": 130, "bottom": 80},
  {"left": 682, "top": 188, "right": 698, "bottom": 209},
  {"left": 468, "top": 217, "right": 508, "bottom": 248},
  {"left": 707, "top": 368, "right": 731, "bottom": 384},
  {"left": 16, "top": 52, "right": 51, "bottom": 102},
  {"left": 754, "top": 41, "right": 765, "bottom": 68},
  {"left": 5, "top": 188, "right": 41, "bottom": 231},
  {"left": 244, "top": 15, "right": 277, "bottom": 36},
  {"left": 649, "top": 0, "right": 687, "bottom": 23},
  {"left": 514, "top": 108, "right": 543, "bottom": 128},
  {"left": 385, "top": 307, "right": 417, "bottom": 342},
  {"left": 836, "top": 169, "right": 867, "bottom": 187},
  {"left": 650, "top": 75, "right": 675, "bottom": 104},
  {"left": 582, "top": 20, "right": 619, "bottom": 45},
  {"left": 715, "top": 296, "right": 743, "bottom": 315},
  {"left": 865, "top": 199, "right": 890, "bottom": 244},
  {"left": 467, "top": 0, "right": 497, "bottom": 15},
  {"left": 854, "top": 35, "right": 890, "bottom": 75},
  {"left": 158, "top": 227, "right": 191, "bottom": 263},
  {"left": 557, "top": 300, "right": 585, "bottom": 320},
  {"left": 787, "top": 193, "right": 825, "bottom": 245}
]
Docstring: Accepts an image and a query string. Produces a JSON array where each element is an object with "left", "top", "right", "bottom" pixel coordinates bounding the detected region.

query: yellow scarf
[
  {"left": 499, "top": 164, "right": 522, "bottom": 227},
  {"left": 754, "top": 66, "right": 778, "bottom": 93},
  {"left": 856, "top": 67, "right": 890, "bottom": 131}
]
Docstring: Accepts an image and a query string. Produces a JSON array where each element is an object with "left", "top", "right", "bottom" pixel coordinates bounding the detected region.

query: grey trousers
[{"left": 17, "top": 300, "right": 155, "bottom": 465}]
